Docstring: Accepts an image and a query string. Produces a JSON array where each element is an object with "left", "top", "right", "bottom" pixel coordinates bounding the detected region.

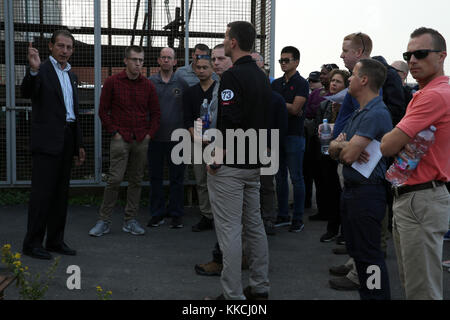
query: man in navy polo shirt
[
  {"left": 329, "top": 59, "right": 392, "bottom": 300},
  {"left": 271, "top": 46, "right": 309, "bottom": 232}
]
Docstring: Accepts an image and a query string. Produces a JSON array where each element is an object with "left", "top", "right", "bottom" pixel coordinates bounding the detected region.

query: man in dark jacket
[{"left": 22, "top": 30, "right": 85, "bottom": 260}]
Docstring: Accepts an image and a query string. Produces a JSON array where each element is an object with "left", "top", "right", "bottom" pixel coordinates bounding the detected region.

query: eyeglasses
[
  {"left": 355, "top": 32, "right": 366, "bottom": 54},
  {"left": 279, "top": 58, "right": 296, "bottom": 64},
  {"left": 402, "top": 49, "right": 441, "bottom": 61},
  {"left": 196, "top": 55, "right": 211, "bottom": 60},
  {"left": 128, "top": 57, "right": 144, "bottom": 64}
]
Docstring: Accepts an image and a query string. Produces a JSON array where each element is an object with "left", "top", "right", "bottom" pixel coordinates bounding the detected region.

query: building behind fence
[{"left": 0, "top": 0, "right": 275, "bottom": 187}]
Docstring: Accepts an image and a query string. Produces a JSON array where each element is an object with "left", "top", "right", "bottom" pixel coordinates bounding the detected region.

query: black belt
[{"left": 392, "top": 180, "right": 445, "bottom": 197}]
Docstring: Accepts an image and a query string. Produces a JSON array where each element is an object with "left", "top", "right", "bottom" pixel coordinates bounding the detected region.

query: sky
[{"left": 274, "top": 0, "right": 450, "bottom": 83}]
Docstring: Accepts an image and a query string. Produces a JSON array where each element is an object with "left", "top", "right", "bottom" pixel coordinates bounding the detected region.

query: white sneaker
[
  {"left": 89, "top": 220, "right": 110, "bottom": 237},
  {"left": 122, "top": 219, "right": 146, "bottom": 235}
]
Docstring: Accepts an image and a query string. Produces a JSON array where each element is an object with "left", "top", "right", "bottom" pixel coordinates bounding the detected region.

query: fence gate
[{"left": 1, "top": 0, "right": 275, "bottom": 187}]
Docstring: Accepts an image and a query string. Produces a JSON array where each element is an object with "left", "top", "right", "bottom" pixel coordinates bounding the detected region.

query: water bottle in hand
[
  {"left": 385, "top": 126, "right": 436, "bottom": 186},
  {"left": 320, "top": 119, "right": 332, "bottom": 155}
]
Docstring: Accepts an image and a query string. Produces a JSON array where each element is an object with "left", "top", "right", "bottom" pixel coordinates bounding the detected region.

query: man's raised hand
[{"left": 28, "top": 42, "right": 41, "bottom": 72}]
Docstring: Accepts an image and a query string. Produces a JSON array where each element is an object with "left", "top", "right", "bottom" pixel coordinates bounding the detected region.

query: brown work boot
[{"left": 195, "top": 261, "right": 222, "bottom": 276}]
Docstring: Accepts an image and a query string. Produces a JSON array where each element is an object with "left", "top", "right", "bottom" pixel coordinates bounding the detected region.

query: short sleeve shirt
[
  {"left": 271, "top": 71, "right": 309, "bottom": 136},
  {"left": 342, "top": 96, "right": 393, "bottom": 184},
  {"left": 396, "top": 76, "right": 450, "bottom": 185}
]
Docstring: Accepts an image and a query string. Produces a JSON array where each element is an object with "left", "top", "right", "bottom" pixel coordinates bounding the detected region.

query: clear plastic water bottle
[
  {"left": 320, "top": 119, "right": 332, "bottom": 155},
  {"left": 385, "top": 125, "right": 436, "bottom": 186},
  {"left": 200, "top": 98, "right": 210, "bottom": 139}
]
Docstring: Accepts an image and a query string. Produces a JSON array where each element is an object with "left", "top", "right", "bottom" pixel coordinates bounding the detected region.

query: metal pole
[
  {"left": 5, "top": 0, "right": 16, "bottom": 185},
  {"left": 270, "top": 0, "right": 276, "bottom": 79},
  {"left": 3, "top": 0, "right": 12, "bottom": 184},
  {"left": 184, "top": 0, "right": 189, "bottom": 66},
  {"left": 94, "top": 0, "right": 102, "bottom": 184}
]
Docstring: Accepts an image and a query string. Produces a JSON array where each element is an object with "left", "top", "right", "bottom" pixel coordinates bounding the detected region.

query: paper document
[
  {"left": 351, "top": 140, "right": 382, "bottom": 179},
  {"left": 324, "top": 88, "right": 348, "bottom": 104}
]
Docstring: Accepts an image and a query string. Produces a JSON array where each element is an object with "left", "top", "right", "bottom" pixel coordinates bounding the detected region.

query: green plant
[
  {"left": 96, "top": 285, "right": 112, "bottom": 300},
  {"left": 1, "top": 244, "right": 60, "bottom": 300},
  {"left": 0, "top": 190, "right": 30, "bottom": 205}
]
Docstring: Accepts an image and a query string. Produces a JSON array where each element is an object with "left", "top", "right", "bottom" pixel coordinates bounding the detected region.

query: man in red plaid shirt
[{"left": 89, "top": 45, "right": 160, "bottom": 237}]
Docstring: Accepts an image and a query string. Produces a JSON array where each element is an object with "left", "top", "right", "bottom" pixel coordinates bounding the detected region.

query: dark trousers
[
  {"left": 148, "top": 140, "right": 185, "bottom": 217},
  {"left": 23, "top": 125, "right": 75, "bottom": 250},
  {"left": 260, "top": 174, "right": 276, "bottom": 222},
  {"left": 341, "top": 183, "right": 391, "bottom": 300},
  {"left": 316, "top": 155, "right": 341, "bottom": 234},
  {"left": 304, "top": 130, "right": 320, "bottom": 208}
]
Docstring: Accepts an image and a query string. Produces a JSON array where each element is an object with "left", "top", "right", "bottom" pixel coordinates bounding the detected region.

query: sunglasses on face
[
  {"left": 196, "top": 55, "right": 211, "bottom": 60},
  {"left": 279, "top": 58, "right": 296, "bottom": 64},
  {"left": 402, "top": 49, "right": 441, "bottom": 61}
]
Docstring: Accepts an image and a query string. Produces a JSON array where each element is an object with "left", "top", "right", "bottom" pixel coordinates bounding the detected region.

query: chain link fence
[{"left": 1, "top": 0, "right": 274, "bottom": 187}]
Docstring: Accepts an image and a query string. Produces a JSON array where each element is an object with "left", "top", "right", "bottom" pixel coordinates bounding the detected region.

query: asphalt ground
[{"left": 0, "top": 202, "right": 449, "bottom": 301}]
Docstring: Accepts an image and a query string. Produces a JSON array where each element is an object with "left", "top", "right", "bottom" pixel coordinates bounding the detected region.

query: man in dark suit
[{"left": 21, "top": 29, "right": 85, "bottom": 260}]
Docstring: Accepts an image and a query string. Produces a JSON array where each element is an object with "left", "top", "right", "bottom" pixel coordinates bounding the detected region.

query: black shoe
[
  {"left": 329, "top": 277, "right": 360, "bottom": 291},
  {"left": 243, "top": 286, "right": 269, "bottom": 300},
  {"left": 336, "top": 234, "right": 346, "bottom": 245},
  {"left": 309, "top": 214, "right": 329, "bottom": 221},
  {"left": 320, "top": 232, "right": 338, "bottom": 243},
  {"left": 332, "top": 247, "right": 348, "bottom": 255},
  {"left": 170, "top": 216, "right": 184, "bottom": 229},
  {"left": 264, "top": 221, "right": 276, "bottom": 236},
  {"left": 289, "top": 220, "right": 305, "bottom": 233},
  {"left": 45, "top": 243, "right": 77, "bottom": 256},
  {"left": 329, "top": 264, "right": 352, "bottom": 276},
  {"left": 22, "top": 247, "right": 52, "bottom": 260},
  {"left": 148, "top": 216, "right": 165, "bottom": 227},
  {"left": 191, "top": 216, "right": 213, "bottom": 232},
  {"left": 274, "top": 216, "right": 291, "bottom": 227}
]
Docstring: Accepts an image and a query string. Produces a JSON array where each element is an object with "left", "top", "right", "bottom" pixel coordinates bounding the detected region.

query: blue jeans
[
  {"left": 148, "top": 141, "right": 185, "bottom": 217},
  {"left": 341, "top": 183, "right": 391, "bottom": 300},
  {"left": 275, "top": 135, "right": 305, "bottom": 222}
]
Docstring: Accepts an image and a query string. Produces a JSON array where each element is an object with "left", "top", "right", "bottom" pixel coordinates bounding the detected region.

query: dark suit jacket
[{"left": 21, "top": 59, "right": 83, "bottom": 155}]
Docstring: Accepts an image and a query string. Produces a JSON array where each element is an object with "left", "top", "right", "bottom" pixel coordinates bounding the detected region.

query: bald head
[
  {"left": 158, "top": 47, "right": 177, "bottom": 73},
  {"left": 391, "top": 60, "right": 409, "bottom": 84}
]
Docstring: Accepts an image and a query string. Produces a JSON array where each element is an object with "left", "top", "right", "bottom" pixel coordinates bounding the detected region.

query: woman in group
[{"left": 313, "top": 69, "right": 350, "bottom": 242}]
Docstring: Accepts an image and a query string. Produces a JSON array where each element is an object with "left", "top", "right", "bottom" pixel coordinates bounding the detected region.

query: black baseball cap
[{"left": 307, "top": 71, "right": 321, "bottom": 82}]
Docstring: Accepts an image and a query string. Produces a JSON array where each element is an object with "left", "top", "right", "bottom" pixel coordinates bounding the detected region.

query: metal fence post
[
  {"left": 94, "top": 0, "right": 102, "bottom": 185},
  {"left": 184, "top": 0, "right": 189, "bottom": 66},
  {"left": 4, "top": 0, "right": 15, "bottom": 185},
  {"left": 270, "top": 0, "right": 276, "bottom": 80}
]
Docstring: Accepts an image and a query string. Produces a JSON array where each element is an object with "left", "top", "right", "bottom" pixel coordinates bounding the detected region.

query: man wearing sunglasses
[
  {"left": 381, "top": 27, "right": 450, "bottom": 300},
  {"left": 271, "top": 46, "right": 309, "bottom": 233}
]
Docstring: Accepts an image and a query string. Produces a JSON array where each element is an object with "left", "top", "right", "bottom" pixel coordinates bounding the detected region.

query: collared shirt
[
  {"left": 175, "top": 63, "right": 220, "bottom": 87},
  {"left": 149, "top": 72, "right": 188, "bottom": 142},
  {"left": 271, "top": 71, "right": 309, "bottom": 136},
  {"left": 396, "top": 76, "right": 450, "bottom": 185},
  {"left": 342, "top": 96, "right": 393, "bottom": 184},
  {"left": 98, "top": 70, "right": 161, "bottom": 143},
  {"left": 49, "top": 56, "right": 75, "bottom": 121}
]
